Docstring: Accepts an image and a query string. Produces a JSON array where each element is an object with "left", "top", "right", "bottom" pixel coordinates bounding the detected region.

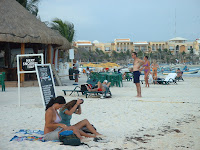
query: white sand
[{"left": 0, "top": 75, "right": 200, "bottom": 150}]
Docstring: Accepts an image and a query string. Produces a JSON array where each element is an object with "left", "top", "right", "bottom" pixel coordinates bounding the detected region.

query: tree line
[{"left": 70, "top": 48, "right": 199, "bottom": 65}]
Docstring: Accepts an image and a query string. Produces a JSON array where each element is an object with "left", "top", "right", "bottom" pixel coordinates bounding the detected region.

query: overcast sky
[{"left": 38, "top": 0, "right": 200, "bottom": 42}]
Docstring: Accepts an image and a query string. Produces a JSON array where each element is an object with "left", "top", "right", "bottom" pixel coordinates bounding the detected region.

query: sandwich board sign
[
  {"left": 17, "top": 54, "right": 44, "bottom": 106},
  {"left": 35, "top": 64, "right": 56, "bottom": 108}
]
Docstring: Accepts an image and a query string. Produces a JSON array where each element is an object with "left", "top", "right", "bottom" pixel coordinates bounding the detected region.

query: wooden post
[
  {"left": 47, "top": 44, "right": 51, "bottom": 64},
  {"left": 20, "top": 43, "right": 25, "bottom": 82},
  {"left": 53, "top": 49, "right": 56, "bottom": 64}
]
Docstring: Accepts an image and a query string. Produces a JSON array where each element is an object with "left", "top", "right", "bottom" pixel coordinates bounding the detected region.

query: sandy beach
[{"left": 0, "top": 75, "right": 200, "bottom": 150}]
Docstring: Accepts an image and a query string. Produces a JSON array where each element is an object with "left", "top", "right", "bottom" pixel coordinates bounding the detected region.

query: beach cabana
[{"left": 0, "top": 0, "right": 70, "bottom": 84}]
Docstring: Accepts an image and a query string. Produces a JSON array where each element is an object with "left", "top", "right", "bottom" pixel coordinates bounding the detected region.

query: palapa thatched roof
[{"left": 0, "top": 0, "right": 71, "bottom": 49}]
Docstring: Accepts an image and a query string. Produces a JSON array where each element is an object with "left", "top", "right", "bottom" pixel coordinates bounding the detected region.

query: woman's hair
[
  {"left": 61, "top": 100, "right": 77, "bottom": 111},
  {"left": 145, "top": 56, "right": 148, "bottom": 59},
  {"left": 45, "top": 96, "right": 66, "bottom": 111},
  {"left": 132, "top": 52, "right": 137, "bottom": 56}
]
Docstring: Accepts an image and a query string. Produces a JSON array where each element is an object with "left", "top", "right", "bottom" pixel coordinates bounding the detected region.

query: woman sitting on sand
[
  {"left": 44, "top": 96, "right": 83, "bottom": 141},
  {"left": 86, "top": 80, "right": 111, "bottom": 92},
  {"left": 59, "top": 99, "right": 102, "bottom": 138}
]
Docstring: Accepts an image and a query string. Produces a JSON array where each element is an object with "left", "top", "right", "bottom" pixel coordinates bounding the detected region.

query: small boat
[{"left": 162, "top": 69, "right": 199, "bottom": 75}]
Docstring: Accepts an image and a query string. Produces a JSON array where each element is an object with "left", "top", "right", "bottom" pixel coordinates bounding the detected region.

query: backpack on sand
[{"left": 59, "top": 134, "right": 81, "bottom": 146}]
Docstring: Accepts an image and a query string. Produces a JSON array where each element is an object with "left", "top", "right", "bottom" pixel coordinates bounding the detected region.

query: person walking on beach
[
  {"left": 131, "top": 52, "right": 144, "bottom": 97},
  {"left": 141, "top": 56, "right": 150, "bottom": 87}
]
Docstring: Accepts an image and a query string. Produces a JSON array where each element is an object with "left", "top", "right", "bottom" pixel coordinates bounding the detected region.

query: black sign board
[
  {"left": 22, "top": 57, "right": 40, "bottom": 71},
  {"left": 35, "top": 64, "right": 56, "bottom": 107}
]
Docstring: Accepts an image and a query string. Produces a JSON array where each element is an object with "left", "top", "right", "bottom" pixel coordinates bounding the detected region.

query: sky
[{"left": 38, "top": 0, "right": 200, "bottom": 43}]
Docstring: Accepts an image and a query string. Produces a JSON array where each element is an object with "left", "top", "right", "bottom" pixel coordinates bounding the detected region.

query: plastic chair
[
  {"left": 98, "top": 74, "right": 107, "bottom": 83},
  {"left": 125, "top": 72, "right": 133, "bottom": 81},
  {"left": 89, "top": 72, "right": 99, "bottom": 80},
  {"left": 0, "top": 72, "right": 5, "bottom": 91},
  {"left": 110, "top": 74, "right": 120, "bottom": 87}
]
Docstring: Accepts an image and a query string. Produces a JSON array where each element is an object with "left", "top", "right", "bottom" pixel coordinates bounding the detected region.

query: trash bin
[{"left": 69, "top": 68, "right": 75, "bottom": 80}]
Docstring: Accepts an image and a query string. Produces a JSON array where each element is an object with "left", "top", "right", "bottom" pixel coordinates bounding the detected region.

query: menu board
[{"left": 35, "top": 64, "right": 56, "bottom": 107}]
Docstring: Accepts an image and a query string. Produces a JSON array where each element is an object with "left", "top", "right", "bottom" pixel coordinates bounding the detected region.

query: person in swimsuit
[
  {"left": 86, "top": 80, "right": 111, "bottom": 92},
  {"left": 44, "top": 96, "right": 83, "bottom": 141},
  {"left": 131, "top": 52, "right": 144, "bottom": 97},
  {"left": 140, "top": 56, "right": 150, "bottom": 87},
  {"left": 59, "top": 99, "right": 102, "bottom": 138},
  {"left": 151, "top": 59, "right": 159, "bottom": 83}
]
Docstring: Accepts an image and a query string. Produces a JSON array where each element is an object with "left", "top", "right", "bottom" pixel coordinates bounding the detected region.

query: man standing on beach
[{"left": 131, "top": 52, "right": 144, "bottom": 97}]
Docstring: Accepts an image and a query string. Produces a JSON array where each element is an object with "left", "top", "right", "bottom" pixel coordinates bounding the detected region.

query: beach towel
[
  {"left": 10, "top": 129, "right": 45, "bottom": 142},
  {"left": 10, "top": 129, "right": 73, "bottom": 142},
  {"left": 16, "top": 129, "right": 44, "bottom": 135},
  {"left": 10, "top": 135, "right": 45, "bottom": 142}
]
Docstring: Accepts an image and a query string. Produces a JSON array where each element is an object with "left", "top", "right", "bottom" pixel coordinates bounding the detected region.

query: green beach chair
[{"left": 0, "top": 72, "right": 5, "bottom": 91}]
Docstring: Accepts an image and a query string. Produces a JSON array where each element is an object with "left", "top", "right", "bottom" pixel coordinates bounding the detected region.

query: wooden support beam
[
  {"left": 20, "top": 43, "right": 25, "bottom": 82},
  {"left": 47, "top": 44, "right": 51, "bottom": 64},
  {"left": 53, "top": 49, "right": 56, "bottom": 64}
]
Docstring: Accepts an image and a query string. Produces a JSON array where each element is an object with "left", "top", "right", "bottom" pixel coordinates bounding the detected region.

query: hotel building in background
[{"left": 74, "top": 37, "right": 200, "bottom": 55}]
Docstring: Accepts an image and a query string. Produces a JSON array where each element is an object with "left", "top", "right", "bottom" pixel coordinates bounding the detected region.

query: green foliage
[
  {"left": 137, "top": 50, "right": 143, "bottom": 59},
  {"left": 51, "top": 18, "right": 75, "bottom": 43}
]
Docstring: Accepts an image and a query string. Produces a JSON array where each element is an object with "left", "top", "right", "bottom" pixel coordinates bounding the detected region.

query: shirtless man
[{"left": 131, "top": 52, "right": 144, "bottom": 97}]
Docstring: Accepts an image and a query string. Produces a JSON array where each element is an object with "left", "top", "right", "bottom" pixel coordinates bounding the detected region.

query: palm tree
[
  {"left": 189, "top": 48, "right": 194, "bottom": 64},
  {"left": 16, "top": 0, "right": 39, "bottom": 16},
  {"left": 156, "top": 48, "right": 162, "bottom": 61},
  {"left": 51, "top": 18, "right": 75, "bottom": 43}
]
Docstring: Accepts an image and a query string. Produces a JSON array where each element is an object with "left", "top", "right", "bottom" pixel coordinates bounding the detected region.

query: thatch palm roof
[{"left": 0, "top": 0, "right": 70, "bottom": 49}]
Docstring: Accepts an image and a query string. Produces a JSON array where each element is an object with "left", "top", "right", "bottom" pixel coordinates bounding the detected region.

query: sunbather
[
  {"left": 59, "top": 99, "right": 102, "bottom": 138},
  {"left": 44, "top": 96, "right": 83, "bottom": 141},
  {"left": 175, "top": 68, "right": 183, "bottom": 81},
  {"left": 86, "top": 80, "right": 111, "bottom": 92}
]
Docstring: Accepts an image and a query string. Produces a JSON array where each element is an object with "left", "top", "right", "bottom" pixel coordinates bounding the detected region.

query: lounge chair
[
  {"left": 62, "top": 86, "right": 84, "bottom": 96},
  {"left": 84, "top": 87, "right": 112, "bottom": 98},
  {"left": 62, "top": 83, "right": 112, "bottom": 98},
  {"left": 154, "top": 73, "right": 177, "bottom": 85}
]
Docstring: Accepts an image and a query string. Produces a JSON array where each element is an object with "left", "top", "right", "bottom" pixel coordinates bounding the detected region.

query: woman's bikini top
[
  {"left": 54, "top": 110, "right": 62, "bottom": 123},
  {"left": 143, "top": 62, "right": 149, "bottom": 67}
]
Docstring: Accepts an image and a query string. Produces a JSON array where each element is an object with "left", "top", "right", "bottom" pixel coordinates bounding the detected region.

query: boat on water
[{"left": 162, "top": 69, "right": 199, "bottom": 75}]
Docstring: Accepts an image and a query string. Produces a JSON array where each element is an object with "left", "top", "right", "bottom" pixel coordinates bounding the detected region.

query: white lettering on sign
[{"left": 23, "top": 59, "right": 38, "bottom": 68}]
